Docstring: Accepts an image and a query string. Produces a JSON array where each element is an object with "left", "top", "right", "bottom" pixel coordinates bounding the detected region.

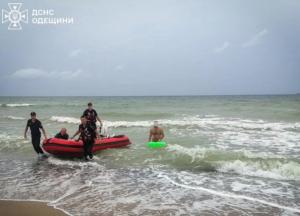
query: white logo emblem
[{"left": 2, "top": 3, "right": 28, "bottom": 30}]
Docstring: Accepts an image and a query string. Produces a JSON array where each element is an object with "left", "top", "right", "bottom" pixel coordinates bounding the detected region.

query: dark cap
[
  {"left": 88, "top": 102, "right": 93, "bottom": 106},
  {"left": 30, "top": 112, "right": 36, "bottom": 116}
]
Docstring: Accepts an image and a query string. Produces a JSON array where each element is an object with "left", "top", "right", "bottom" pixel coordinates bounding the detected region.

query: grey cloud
[
  {"left": 11, "top": 68, "right": 82, "bottom": 80},
  {"left": 69, "top": 49, "right": 82, "bottom": 58},
  {"left": 0, "top": 0, "right": 299, "bottom": 96},
  {"left": 242, "top": 29, "right": 269, "bottom": 48},
  {"left": 214, "top": 42, "right": 230, "bottom": 54}
]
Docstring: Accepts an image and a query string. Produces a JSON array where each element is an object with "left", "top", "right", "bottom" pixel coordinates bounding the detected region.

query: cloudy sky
[{"left": 0, "top": 0, "right": 299, "bottom": 96}]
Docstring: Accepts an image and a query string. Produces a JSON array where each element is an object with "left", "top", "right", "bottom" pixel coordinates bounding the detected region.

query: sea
[{"left": 0, "top": 95, "right": 299, "bottom": 215}]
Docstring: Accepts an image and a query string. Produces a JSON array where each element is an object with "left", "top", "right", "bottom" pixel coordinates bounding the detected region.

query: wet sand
[{"left": 0, "top": 200, "right": 67, "bottom": 216}]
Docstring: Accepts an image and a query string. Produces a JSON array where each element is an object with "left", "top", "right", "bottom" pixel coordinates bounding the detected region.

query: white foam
[
  {"left": 160, "top": 174, "right": 300, "bottom": 213},
  {"left": 7, "top": 115, "right": 26, "bottom": 120},
  {"left": 230, "top": 182, "right": 249, "bottom": 192},
  {"left": 49, "top": 115, "right": 300, "bottom": 156},
  {"left": 47, "top": 157, "right": 105, "bottom": 170},
  {"left": 0, "top": 133, "right": 25, "bottom": 147},
  {"left": 218, "top": 160, "right": 300, "bottom": 181},
  {"left": 50, "top": 180, "right": 91, "bottom": 204},
  {"left": 50, "top": 115, "right": 300, "bottom": 131},
  {"left": 166, "top": 116, "right": 300, "bottom": 156},
  {"left": 50, "top": 116, "right": 152, "bottom": 127},
  {"left": 106, "top": 120, "right": 152, "bottom": 128},
  {"left": 166, "top": 144, "right": 300, "bottom": 180},
  {"left": 166, "top": 144, "right": 285, "bottom": 161},
  {"left": 166, "top": 144, "right": 211, "bottom": 162},
  {"left": 203, "top": 114, "right": 218, "bottom": 118},
  {"left": 50, "top": 116, "right": 80, "bottom": 124},
  {"left": 3, "top": 103, "right": 35, "bottom": 107},
  {"left": 239, "top": 149, "right": 286, "bottom": 159}
]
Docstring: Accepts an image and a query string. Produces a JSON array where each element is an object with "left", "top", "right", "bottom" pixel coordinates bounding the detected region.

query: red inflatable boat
[{"left": 42, "top": 135, "right": 131, "bottom": 157}]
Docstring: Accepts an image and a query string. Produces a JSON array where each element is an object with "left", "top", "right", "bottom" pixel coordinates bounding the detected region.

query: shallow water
[{"left": 0, "top": 95, "right": 300, "bottom": 215}]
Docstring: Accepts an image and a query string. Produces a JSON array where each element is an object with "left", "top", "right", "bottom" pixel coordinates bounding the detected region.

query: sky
[{"left": 0, "top": 0, "right": 299, "bottom": 96}]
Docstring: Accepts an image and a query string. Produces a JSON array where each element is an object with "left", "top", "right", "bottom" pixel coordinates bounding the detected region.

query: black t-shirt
[
  {"left": 83, "top": 109, "right": 98, "bottom": 123},
  {"left": 26, "top": 119, "right": 43, "bottom": 137},
  {"left": 79, "top": 124, "right": 96, "bottom": 142},
  {"left": 55, "top": 133, "right": 69, "bottom": 140}
]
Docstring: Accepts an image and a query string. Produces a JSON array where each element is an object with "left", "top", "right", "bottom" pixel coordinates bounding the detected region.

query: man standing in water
[
  {"left": 148, "top": 121, "right": 165, "bottom": 142},
  {"left": 71, "top": 116, "right": 97, "bottom": 160},
  {"left": 83, "top": 102, "right": 103, "bottom": 133},
  {"left": 24, "top": 112, "right": 48, "bottom": 157}
]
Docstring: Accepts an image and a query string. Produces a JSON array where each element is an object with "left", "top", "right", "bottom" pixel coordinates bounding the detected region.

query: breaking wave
[
  {"left": 7, "top": 116, "right": 26, "bottom": 120},
  {"left": 49, "top": 115, "right": 300, "bottom": 131},
  {"left": 1, "top": 103, "right": 35, "bottom": 107},
  {"left": 166, "top": 144, "right": 300, "bottom": 180}
]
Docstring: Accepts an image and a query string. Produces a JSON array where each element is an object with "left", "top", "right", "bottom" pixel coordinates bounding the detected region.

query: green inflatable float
[{"left": 147, "top": 141, "right": 167, "bottom": 148}]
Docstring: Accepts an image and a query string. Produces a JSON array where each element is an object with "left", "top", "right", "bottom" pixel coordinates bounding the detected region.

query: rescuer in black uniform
[
  {"left": 24, "top": 112, "right": 48, "bottom": 157},
  {"left": 71, "top": 116, "right": 97, "bottom": 160}
]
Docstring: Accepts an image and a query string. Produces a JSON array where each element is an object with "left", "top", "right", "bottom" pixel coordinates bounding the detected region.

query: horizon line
[{"left": 0, "top": 93, "right": 299, "bottom": 97}]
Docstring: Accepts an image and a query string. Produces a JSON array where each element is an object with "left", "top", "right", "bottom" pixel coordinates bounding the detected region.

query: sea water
[{"left": 0, "top": 95, "right": 299, "bottom": 215}]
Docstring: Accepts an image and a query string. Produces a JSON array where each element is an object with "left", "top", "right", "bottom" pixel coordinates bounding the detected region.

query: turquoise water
[{"left": 0, "top": 96, "right": 299, "bottom": 215}]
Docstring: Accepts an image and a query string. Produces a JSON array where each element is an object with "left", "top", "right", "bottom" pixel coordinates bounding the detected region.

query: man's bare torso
[{"left": 150, "top": 127, "right": 164, "bottom": 142}]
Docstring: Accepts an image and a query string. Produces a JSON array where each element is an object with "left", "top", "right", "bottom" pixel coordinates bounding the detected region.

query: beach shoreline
[
  {"left": 0, "top": 96, "right": 299, "bottom": 215},
  {"left": 0, "top": 200, "right": 69, "bottom": 216}
]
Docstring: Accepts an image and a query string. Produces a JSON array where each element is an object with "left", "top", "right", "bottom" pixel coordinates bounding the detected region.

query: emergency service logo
[
  {"left": 2, "top": 3, "right": 28, "bottom": 30},
  {"left": 2, "top": 2, "right": 74, "bottom": 30}
]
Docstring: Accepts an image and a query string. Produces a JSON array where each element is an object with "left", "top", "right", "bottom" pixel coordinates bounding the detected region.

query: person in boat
[
  {"left": 55, "top": 128, "right": 69, "bottom": 140},
  {"left": 24, "top": 112, "right": 48, "bottom": 157},
  {"left": 148, "top": 121, "right": 165, "bottom": 142},
  {"left": 71, "top": 116, "right": 98, "bottom": 160},
  {"left": 83, "top": 102, "right": 103, "bottom": 133}
]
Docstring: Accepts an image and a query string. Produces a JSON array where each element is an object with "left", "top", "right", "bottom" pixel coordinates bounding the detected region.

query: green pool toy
[{"left": 147, "top": 141, "right": 167, "bottom": 148}]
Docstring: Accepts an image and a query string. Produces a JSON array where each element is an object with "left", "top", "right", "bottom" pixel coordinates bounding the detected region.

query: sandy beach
[{"left": 0, "top": 200, "right": 67, "bottom": 216}]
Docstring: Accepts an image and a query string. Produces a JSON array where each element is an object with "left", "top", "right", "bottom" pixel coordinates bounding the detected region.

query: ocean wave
[
  {"left": 170, "top": 126, "right": 300, "bottom": 146},
  {"left": 49, "top": 115, "right": 299, "bottom": 159},
  {"left": 1, "top": 103, "right": 35, "bottom": 107},
  {"left": 49, "top": 115, "right": 300, "bottom": 131},
  {"left": 217, "top": 160, "right": 300, "bottom": 181},
  {"left": 0, "top": 133, "right": 25, "bottom": 141},
  {"left": 7, "top": 116, "right": 26, "bottom": 120},
  {"left": 0, "top": 133, "right": 29, "bottom": 152},
  {"left": 50, "top": 116, "right": 80, "bottom": 124},
  {"left": 50, "top": 116, "right": 153, "bottom": 127},
  {"left": 166, "top": 144, "right": 300, "bottom": 180},
  {"left": 167, "top": 144, "right": 286, "bottom": 161}
]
